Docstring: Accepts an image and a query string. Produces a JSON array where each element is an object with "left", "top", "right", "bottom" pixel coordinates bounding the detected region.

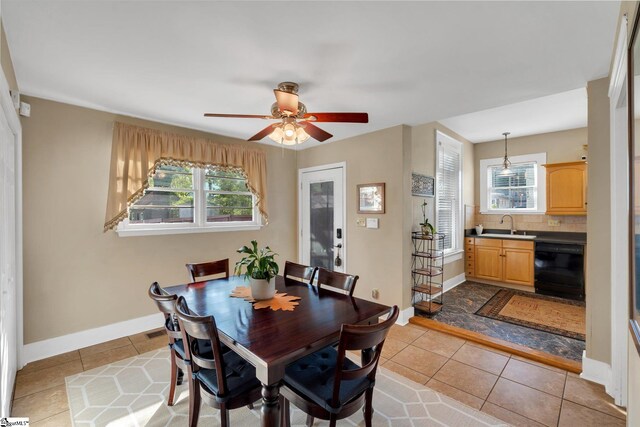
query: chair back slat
[
  {"left": 317, "top": 268, "right": 358, "bottom": 296},
  {"left": 284, "top": 261, "right": 317, "bottom": 284},
  {"left": 186, "top": 258, "right": 230, "bottom": 282},
  {"left": 331, "top": 306, "right": 399, "bottom": 406},
  {"left": 148, "top": 282, "right": 181, "bottom": 340},
  {"left": 175, "top": 296, "right": 229, "bottom": 394}
]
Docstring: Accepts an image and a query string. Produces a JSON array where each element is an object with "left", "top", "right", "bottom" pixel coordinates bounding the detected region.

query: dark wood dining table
[{"left": 164, "top": 274, "right": 390, "bottom": 427}]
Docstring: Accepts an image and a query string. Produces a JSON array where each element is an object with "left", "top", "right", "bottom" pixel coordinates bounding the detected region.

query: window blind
[{"left": 436, "top": 134, "right": 462, "bottom": 252}]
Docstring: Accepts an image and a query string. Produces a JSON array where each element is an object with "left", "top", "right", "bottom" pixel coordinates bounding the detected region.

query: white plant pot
[{"left": 250, "top": 277, "right": 276, "bottom": 300}]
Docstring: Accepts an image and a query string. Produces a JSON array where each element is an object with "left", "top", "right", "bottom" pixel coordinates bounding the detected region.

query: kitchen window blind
[{"left": 436, "top": 132, "right": 463, "bottom": 253}]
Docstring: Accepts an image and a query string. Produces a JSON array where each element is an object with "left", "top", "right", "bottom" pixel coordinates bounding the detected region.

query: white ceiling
[
  {"left": 440, "top": 88, "right": 588, "bottom": 143},
  {"left": 1, "top": 1, "right": 620, "bottom": 148}
]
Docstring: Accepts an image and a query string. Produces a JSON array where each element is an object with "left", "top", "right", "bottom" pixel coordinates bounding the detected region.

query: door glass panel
[{"left": 309, "top": 181, "right": 334, "bottom": 270}]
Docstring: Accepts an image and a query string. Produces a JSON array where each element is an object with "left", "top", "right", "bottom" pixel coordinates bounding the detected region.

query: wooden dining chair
[
  {"left": 185, "top": 258, "right": 229, "bottom": 282},
  {"left": 147, "top": 282, "right": 191, "bottom": 406},
  {"left": 284, "top": 261, "right": 317, "bottom": 285},
  {"left": 280, "top": 305, "right": 399, "bottom": 427},
  {"left": 175, "top": 296, "right": 262, "bottom": 427},
  {"left": 316, "top": 267, "right": 359, "bottom": 297}
]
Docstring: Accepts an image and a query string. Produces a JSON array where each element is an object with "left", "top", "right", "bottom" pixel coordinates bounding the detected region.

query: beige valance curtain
[{"left": 104, "top": 122, "right": 268, "bottom": 231}]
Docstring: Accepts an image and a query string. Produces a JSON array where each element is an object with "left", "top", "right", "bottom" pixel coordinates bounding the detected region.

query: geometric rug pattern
[
  {"left": 476, "top": 289, "right": 586, "bottom": 341},
  {"left": 65, "top": 348, "right": 508, "bottom": 426}
]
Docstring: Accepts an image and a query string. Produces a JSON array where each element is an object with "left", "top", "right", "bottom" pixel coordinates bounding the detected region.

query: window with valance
[{"left": 103, "top": 122, "right": 268, "bottom": 235}]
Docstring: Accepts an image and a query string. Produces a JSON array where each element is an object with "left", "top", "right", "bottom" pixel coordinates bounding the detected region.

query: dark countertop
[{"left": 465, "top": 229, "right": 587, "bottom": 245}]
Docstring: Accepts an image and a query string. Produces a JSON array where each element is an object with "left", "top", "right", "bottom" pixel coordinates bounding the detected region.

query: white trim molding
[
  {"left": 397, "top": 273, "right": 465, "bottom": 326},
  {"left": 581, "top": 350, "right": 613, "bottom": 394},
  {"left": 607, "top": 13, "right": 629, "bottom": 407},
  {"left": 396, "top": 306, "right": 415, "bottom": 326},
  {"left": 21, "top": 313, "right": 164, "bottom": 366},
  {"left": 442, "top": 273, "right": 466, "bottom": 293},
  {"left": 479, "top": 152, "right": 547, "bottom": 214}
]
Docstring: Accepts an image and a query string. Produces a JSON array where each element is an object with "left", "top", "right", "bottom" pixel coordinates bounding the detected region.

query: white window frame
[
  {"left": 479, "top": 152, "right": 547, "bottom": 214},
  {"left": 435, "top": 130, "right": 463, "bottom": 260},
  {"left": 117, "top": 167, "right": 262, "bottom": 237}
]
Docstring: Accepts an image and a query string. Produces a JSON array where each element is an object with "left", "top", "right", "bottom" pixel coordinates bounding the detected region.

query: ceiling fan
[{"left": 204, "top": 81, "right": 368, "bottom": 145}]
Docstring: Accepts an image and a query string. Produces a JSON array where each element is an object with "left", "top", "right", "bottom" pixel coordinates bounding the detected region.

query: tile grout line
[
  {"left": 560, "top": 395, "right": 628, "bottom": 421},
  {"left": 478, "top": 354, "right": 512, "bottom": 413}
]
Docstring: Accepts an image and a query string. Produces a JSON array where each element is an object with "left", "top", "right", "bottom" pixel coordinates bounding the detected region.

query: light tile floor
[{"left": 11, "top": 323, "right": 626, "bottom": 427}]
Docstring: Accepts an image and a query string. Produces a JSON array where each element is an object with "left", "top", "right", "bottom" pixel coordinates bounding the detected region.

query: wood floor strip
[{"left": 409, "top": 316, "right": 582, "bottom": 374}]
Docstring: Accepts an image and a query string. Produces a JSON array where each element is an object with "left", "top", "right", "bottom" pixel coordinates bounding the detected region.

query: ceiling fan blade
[
  {"left": 274, "top": 89, "right": 299, "bottom": 115},
  {"left": 302, "top": 122, "right": 333, "bottom": 142},
  {"left": 204, "top": 113, "right": 275, "bottom": 119},
  {"left": 248, "top": 124, "right": 277, "bottom": 141},
  {"left": 303, "top": 112, "right": 369, "bottom": 123}
]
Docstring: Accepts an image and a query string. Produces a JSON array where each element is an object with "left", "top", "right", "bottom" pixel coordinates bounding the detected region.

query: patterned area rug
[
  {"left": 65, "top": 348, "right": 507, "bottom": 426},
  {"left": 476, "top": 289, "right": 586, "bottom": 341}
]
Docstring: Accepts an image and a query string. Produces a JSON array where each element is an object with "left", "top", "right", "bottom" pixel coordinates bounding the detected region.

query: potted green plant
[
  {"left": 234, "top": 240, "right": 279, "bottom": 300},
  {"left": 420, "top": 200, "right": 435, "bottom": 236}
]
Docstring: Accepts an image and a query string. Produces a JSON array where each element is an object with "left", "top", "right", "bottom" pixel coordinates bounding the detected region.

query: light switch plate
[
  {"left": 366, "top": 218, "right": 379, "bottom": 229},
  {"left": 356, "top": 218, "right": 366, "bottom": 227}
]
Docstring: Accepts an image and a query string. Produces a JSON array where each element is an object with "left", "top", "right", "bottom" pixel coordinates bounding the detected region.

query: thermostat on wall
[{"left": 366, "top": 218, "right": 379, "bottom": 229}]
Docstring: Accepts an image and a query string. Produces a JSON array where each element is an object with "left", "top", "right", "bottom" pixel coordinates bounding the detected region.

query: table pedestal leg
[{"left": 261, "top": 382, "right": 281, "bottom": 427}]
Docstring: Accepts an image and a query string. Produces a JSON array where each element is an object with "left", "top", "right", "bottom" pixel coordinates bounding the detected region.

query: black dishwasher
[{"left": 534, "top": 242, "right": 585, "bottom": 301}]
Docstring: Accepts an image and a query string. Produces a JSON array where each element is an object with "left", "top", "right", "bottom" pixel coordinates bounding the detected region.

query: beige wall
[
  {"left": 21, "top": 96, "right": 297, "bottom": 343},
  {"left": 410, "top": 122, "right": 475, "bottom": 281},
  {"left": 586, "top": 77, "right": 611, "bottom": 365},
  {"left": 296, "top": 126, "right": 411, "bottom": 309},
  {"left": 472, "top": 128, "right": 588, "bottom": 233},
  {"left": 1, "top": 21, "right": 18, "bottom": 92}
]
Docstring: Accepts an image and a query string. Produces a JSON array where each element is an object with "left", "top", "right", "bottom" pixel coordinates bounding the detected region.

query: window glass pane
[
  {"left": 310, "top": 181, "right": 334, "bottom": 270},
  {"left": 489, "top": 188, "right": 535, "bottom": 209},
  {"left": 148, "top": 165, "right": 193, "bottom": 189},
  {"left": 490, "top": 163, "right": 535, "bottom": 188},
  {"left": 129, "top": 190, "right": 195, "bottom": 224},
  {"left": 206, "top": 193, "right": 253, "bottom": 222},
  {"left": 204, "top": 168, "right": 249, "bottom": 192},
  {"left": 488, "top": 161, "right": 537, "bottom": 211},
  {"left": 207, "top": 207, "right": 253, "bottom": 222}
]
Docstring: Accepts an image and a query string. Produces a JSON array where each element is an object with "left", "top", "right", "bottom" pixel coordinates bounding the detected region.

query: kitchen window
[
  {"left": 117, "top": 164, "right": 260, "bottom": 236},
  {"left": 436, "top": 131, "right": 463, "bottom": 255},
  {"left": 480, "top": 153, "right": 547, "bottom": 214}
]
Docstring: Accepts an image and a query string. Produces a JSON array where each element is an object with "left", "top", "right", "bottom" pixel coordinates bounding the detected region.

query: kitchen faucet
[{"left": 500, "top": 214, "right": 516, "bottom": 235}]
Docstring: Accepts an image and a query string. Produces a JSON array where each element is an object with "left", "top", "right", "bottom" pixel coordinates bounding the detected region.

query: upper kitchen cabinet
[{"left": 543, "top": 161, "right": 587, "bottom": 215}]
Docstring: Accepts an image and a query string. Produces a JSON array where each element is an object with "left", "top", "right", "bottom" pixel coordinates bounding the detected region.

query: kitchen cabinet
[
  {"left": 470, "top": 238, "right": 534, "bottom": 286},
  {"left": 544, "top": 161, "right": 587, "bottom": 215}
]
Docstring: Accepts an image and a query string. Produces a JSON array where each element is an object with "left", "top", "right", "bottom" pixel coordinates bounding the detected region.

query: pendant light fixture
[{"left": 499, "top": 132, "right": 515, "bottom": 176}]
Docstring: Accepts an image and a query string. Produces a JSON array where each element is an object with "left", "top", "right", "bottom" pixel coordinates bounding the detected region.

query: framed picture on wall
[
  {"left": 357, "top": 183, "right": 385, "bottom": 214},
  {"left": 412, "top": 173, "right": 435, "bottom": 197}
]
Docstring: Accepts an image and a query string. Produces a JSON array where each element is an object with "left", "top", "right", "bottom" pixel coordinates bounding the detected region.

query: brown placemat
[
  {"left": 230, "top": 286, "right": 301, "bottom": 311},
  {"left": 476, "top": 289, "right": 585, "bottom": 341}
]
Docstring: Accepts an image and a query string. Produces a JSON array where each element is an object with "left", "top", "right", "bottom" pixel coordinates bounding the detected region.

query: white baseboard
[
  {"left": 20, "top": 312, "right": 164, "bottom": 368},
  {"left": 581, "top": 350, "right": 612, "bottom": 393},
  {"left": 396, "top": 306, "right": 415, "bottom": 326},
  {"left": 443, "top": 273, "right": 466, "bottom": 293}
]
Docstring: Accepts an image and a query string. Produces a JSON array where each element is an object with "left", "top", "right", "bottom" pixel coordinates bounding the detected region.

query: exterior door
[
  {"left": 299, "top": 165, "right": 345, "bottom": 272},
  {"left": 0, "top": 106, "right": 17, "bottom": 415}
]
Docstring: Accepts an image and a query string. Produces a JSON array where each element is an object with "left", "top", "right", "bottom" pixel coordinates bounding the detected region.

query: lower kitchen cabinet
[{"left": 471, "top": 238, "right": 534, "bottom": 286}]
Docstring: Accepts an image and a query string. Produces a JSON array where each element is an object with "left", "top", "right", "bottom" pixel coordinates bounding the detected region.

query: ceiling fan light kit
[{"left": 204, "top": 81, "right": 368, "bottom": 145}]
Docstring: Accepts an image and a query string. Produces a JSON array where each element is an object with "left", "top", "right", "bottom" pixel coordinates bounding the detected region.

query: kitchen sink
[{"left": 478, "top": 233, "right": 536, "bottom": 240}]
